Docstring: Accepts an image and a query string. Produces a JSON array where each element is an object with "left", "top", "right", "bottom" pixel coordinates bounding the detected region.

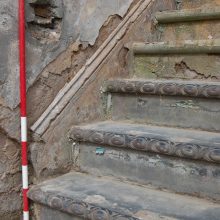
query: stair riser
[
  {"left": 159, "top": 21, "right": 220, "bottom": 42},
  {"left": 76, "top": 144, "right": 220, "bottom": 201},
  {"left": 133, "top": 55, "right": 220, "bottom": 80},
  {"left": 36, "top": 205, "right": 82, "bottom": 220},
  {"left": 111, "top": 94, "right": 220, "bottom": 132}
]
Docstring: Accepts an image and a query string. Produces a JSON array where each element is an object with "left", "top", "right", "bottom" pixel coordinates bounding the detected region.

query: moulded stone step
[
  {"left": 105, "top": 79, "right": 220, "bottom": 99},
  {"left": 155, "top": 7, "right": 220, "bottom": 24},
  {"left": 154, "top": 8, "right": 220, "bottom": 42},
  {"left": 108, "top": 85, "right": 220, "bottom": 132},
  {"left": 69, "top": 121, "right": 220, "bottom": 164},
  {"left": 132, "top": 39, "right": 220, "bottom": 55},
  {"left": 28, "top": 172, "right": 220, "bottom": 220}
]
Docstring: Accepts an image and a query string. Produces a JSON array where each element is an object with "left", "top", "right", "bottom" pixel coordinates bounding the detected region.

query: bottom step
[{"left": 28, "top": 172, "right": 220, "bottom": 220}]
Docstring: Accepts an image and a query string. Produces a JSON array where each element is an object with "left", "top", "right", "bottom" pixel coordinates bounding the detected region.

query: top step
[
  {"left": 176, "top": 1, "right": 220, "bottom": 10},
  {"left": 155, "top": 7, "right": 220, "bottom": 24},
  {"left": 132, "top": 39, "right": 220, "bottom": 55}
]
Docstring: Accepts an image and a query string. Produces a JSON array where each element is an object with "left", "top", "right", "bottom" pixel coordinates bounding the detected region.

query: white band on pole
[
  {"left": 21, "top": 117, "right": 27, "bottom": 142},
  {"left": 22, "top": 165, "right": 28, "bottom": 189},
  {"left": 23, "top": 211, "right": 29, "bottom": 220}
]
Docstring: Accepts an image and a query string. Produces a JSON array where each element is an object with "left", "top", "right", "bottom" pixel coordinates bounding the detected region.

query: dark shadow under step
[{"left": 28, "top": 172, "right": 220, "bottom": 220}]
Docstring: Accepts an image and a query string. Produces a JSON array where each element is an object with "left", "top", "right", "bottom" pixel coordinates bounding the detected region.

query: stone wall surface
[{"left": 0, "top": 0, "right": 134, "bottom": 218}]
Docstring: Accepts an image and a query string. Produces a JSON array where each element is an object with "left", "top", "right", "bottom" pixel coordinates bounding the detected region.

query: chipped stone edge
[
  {"left": 31, "top": 0, "right": 155, "bottom": 136},
  {"left": 28, "top": 187, "right": 140, "bottom": 220}
]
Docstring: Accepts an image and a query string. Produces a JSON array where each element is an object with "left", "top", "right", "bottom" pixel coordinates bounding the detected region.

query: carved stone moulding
[
  {"left": 70, "top": 128, "right": 220, "bottom": 164},
  {"left": 28, "top": 188, "right": 139, "bottom": 220},
  {"left": 105, "top": 80, "right": 220, "bottom": 99}
]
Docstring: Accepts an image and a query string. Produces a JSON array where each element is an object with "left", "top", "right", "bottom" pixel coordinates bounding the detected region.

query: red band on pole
[
  {"left": 21, "top": 142, "right": 28, "bottom": 166},
  {"left": 19, "top": 0, "right": 26, "bottom": 117},
  {"left": 23, "top": 189, "right": 29, "bottom": 212}
]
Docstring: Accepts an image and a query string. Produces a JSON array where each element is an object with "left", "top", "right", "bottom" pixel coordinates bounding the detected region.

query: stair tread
[
  {"left": 71, "top": 120, "right": 220, "bottom": 146},
  {"left": 70, "top": 121, "right": 220, "bottom": 163},
  {"left": 155, "top": 7, "right": 220, "bottom": 23},
  {"left": 28, "top": 172, "right": 220, "bottom": 220},
  {"left": 105, "top": 78, "right": 220, "bottom": 98}
]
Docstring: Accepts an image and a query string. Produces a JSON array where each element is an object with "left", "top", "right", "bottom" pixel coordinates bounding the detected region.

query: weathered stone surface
[
  {"left": 30, "top": 136, "right": 72, "bottom": 179},
  {"left": 0, "top": 132, "right": 21, "bottom": 219},
  {"left": 1, "top": 0, "right": 133, "bottom": 109},
  {"left": 133, "top": 55, "right": 220, "bottom": 80},
  {"left": 112, "top": 94, "right": 220, "bottom": 132},
  {"left": 28, "top": 172, "right": 220, "bottom": 220}
]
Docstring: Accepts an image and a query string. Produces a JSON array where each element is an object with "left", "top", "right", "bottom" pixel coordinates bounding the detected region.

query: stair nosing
[
  {"left": 155, "top": 7, "right": 220, "bottom": 24},
  {"left": 132, "top": 39, "right": 220, "bottom": 54},
  {"left": 105, "top": 79, "right": 220, "bottom": 99},
  {"left": 69, "top": 121, "right": 220, "bottom": 164}
]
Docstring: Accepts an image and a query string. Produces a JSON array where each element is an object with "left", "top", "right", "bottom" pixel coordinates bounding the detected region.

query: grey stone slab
[
  {"left": 28, "top": 172, "right": 220, "bottom": 220},
  {"left": 112, "top": 94, "right": 220, "bottom": 132}
]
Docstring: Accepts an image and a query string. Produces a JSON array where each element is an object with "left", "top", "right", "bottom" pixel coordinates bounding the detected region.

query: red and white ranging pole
[{"left": 19, "top": 0, "right": 29, "bottom": 219}]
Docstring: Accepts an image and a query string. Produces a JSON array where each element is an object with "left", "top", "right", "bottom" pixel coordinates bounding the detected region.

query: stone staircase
[{"left": 28, "top": 2, "right": 220, "bottom": 220}]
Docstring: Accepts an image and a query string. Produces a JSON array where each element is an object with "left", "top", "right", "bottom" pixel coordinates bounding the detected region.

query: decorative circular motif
[
  {"left": 206, "top": 86, "right": 220, "bottom": 97},
  {"left": 161, "top": 83, "right": 176, "bottom": 95},
  {"left": 207, "top": 148, "right": 220, "bottom": 162},
  {"left": 122, "top": 83, "right": 136, "bottom": 92},
  {"left": 149, "top": 139, "right": 173, "bottom": 154},
  {"left": 183, "top": 85, "right": 198, "bottom": 96},
  {"left": 49, "top": 196, "right": 63, "bottom": 210},
  {"left": 90, "top": 208, "right": 110, "bottom": 220},
  {"left": 130, "top": 137, "right": 148, "bottom": 150},
  {"left": 176, "top": 143, "right": 200, "bottom": 159},
  {"left": 141, "top": 83, "right": 155, "bottom": 94},
  {"left": 90, "top": 132, "right": 104, "bottom": 144},
  {"left": 68, "top": 202, "right": 87, "bottom": 216},
  {"left": 30, "top": 189, "right": 44, "bottom": 202},
  {"left": 109, "top": 135, "right": 125, "bottom": 146}
]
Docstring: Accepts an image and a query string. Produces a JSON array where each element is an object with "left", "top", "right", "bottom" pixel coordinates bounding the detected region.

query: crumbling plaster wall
[{"left": 0, "top": 0, "right": 135, "bottom": 218}]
